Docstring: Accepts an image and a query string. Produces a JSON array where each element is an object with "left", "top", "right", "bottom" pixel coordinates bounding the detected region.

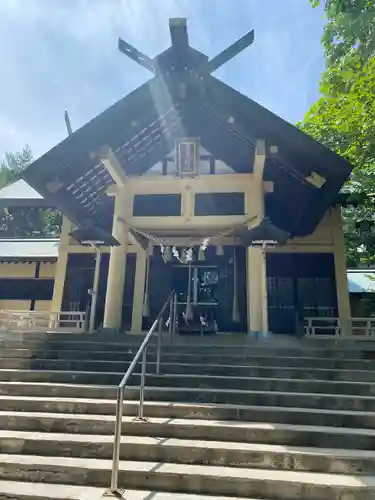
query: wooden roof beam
[
  {"left": 94, "top": 145, "right": 127, "bottom": 186},
  {"left": 116, "top": 218, "right": 148, "bottom": 251},
  {"left": 208, "top": 29, "right": 255, "bottom": 73},
  {"left": 169, "top": 18, "right": 189, "bottom": 50},
  {"left": 129, "top": 227, "right": 149, "bottom": 251},
  {"left": 118, "top": 38, "right": 155, "bottom": 74}
]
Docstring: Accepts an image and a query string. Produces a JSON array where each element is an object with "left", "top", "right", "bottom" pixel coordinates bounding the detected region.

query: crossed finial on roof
[{"left": 118, "top": 18, "right": 255, "bottom": 76}]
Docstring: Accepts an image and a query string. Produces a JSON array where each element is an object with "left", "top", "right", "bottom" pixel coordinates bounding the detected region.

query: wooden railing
[
  {"left": 305, "top": 317, "right": 375, "bottom": 338},
  {"left": 0, "top": 310, "right": 86, "bottom": 333}
]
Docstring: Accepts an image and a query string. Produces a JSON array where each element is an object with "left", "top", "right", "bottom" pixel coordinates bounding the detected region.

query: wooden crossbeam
[
  {"left": 208, "top": 29, "right": 255, "bottom": 73},
  {"left": 94, "top": 145, "right": 127, "bottom": 186},
  {"left": 128, "top": 227, "right": 149, "bottom": 251},
  {"left": 118, "top": 38, "right": 155, "bottom": 73},
  {"left": 117, "top": 218, "right": 149, "bottom": 251}
]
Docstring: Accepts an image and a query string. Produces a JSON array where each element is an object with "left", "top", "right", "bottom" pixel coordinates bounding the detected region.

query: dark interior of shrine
[{"left": 60, "top": 249, "right": 337, "bottom": 335}]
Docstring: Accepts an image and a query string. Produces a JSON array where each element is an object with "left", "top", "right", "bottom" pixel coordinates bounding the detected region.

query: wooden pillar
[
  {"left": 246, "top": 139, "right": 268, "bottom": 336},
  {"left": 247, "top": 247, "right": 267, "bottom": 333},
  {"left": 103, "top": 190, "right": 131, "bottom": 330},
  {"left": 51, "top": 217, "right": 71, "bottom": 313},
  {"left": 331, "top": 207, "right": 351, "bottom": 335},
  {"left": 131, "top": 248, "right": 147, "bottom": 333}
]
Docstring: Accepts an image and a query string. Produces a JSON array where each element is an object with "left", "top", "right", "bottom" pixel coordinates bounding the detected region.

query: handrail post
[
  {"left": 108, "top": 290, "right": 174, "bottom": 495},
  {"left": 172, "top": 293, "right": 177, "bottom": 340},
  {"left": 110, "top": 385, "right": 124, "bottom": 492},
  {"left": 156, "top": 318, "right": 163, "bottom": 375},
  {"left": 138, "top": 347, "right": 147, "bottom": 419},
  {"left": 168, "top": 295, "right": 173, "bottom": 341}
]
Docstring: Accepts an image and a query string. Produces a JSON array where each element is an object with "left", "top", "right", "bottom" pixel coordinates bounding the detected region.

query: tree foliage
[
  {"left": 0, "top": 147, "right": 61, "bottom": 238},
  {"left": 310, "top": 0, "right": 375, "bottom": 64},
  {"left": 0, "top": 206, "right": 62, "bottom": 238},
  {"left": 301, "top": 0, "right": 375, "bottom": 266},
  {"left": 0, "top": 145, "right": 33, "bottom": 188},
  {"left": 301, "top": 57, "right": 375, "bottom": 168}
]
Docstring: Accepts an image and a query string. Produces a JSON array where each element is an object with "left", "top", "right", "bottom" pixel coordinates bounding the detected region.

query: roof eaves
[
  {"left": 207, "top": 75, "right": 353, "bottom": 181},
  {"left": 22, "top": 78, "right": 157, "bottom": 182}
]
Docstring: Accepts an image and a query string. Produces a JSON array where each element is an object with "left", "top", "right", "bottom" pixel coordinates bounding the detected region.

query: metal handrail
[{"left": 110, "top": 289, "right": 177, "bottom": 493}]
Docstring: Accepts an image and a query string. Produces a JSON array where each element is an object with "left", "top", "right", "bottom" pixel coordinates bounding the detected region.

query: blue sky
[{"left": 0, "top": 0, "right": 326, "bottom": 161}]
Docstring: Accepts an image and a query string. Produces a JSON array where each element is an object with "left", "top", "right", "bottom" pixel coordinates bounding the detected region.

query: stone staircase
[{"left": 0, "top": 333, "right": 375, "bottom": 499}]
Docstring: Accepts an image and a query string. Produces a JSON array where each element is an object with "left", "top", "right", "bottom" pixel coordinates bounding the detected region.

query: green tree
[
  {"left": 310, "top": 0, "right": 375, "bottom": 64},
  {"left": 301, "top": 57, "right": 375, "bottom": 169},
  {"left": 301, "top": 1, "right": 375, "bottom": 266},
  {"left": 0, "top": 147, "right": 62, "bottom": 237},
  {"left": 0, "top": 145, "right": 33, "bottom": 187}
]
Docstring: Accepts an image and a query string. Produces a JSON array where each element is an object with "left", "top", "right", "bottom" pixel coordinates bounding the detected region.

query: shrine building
[{"left": 2, "top": 19, "right": 354, "bottom": 335}]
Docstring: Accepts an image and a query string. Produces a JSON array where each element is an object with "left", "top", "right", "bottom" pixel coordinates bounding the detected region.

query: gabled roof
[
  {"left": 0, "top": 179, "right": 52, "bottom": 208},
  {"left": 347, "top": 269, "right": 375, "bottom": 293},
  {"left": 0, "top": 238, "right": 59, "bottom": 262},
  {"left": 0, "top": 179, "right": 42, "bottom": 199},
  {"left": 22, "top": 19, "right": 353, "bottom": 237}
]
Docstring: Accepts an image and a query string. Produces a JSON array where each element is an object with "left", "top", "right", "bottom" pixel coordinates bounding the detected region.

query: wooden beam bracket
[{"left": 92, "top": 145, "right": 127, "bottom": 186}]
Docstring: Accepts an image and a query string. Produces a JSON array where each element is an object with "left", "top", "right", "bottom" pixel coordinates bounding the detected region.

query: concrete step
[
  {"left": 0, "top": 453, "right": 374, "bottom": 499},
  {"left": 1, "top": 364, "right": 375, "bottom": 384},
  {"left": 107, "top": 492, "right": 257, "bottom": 500},
  {"left": 0, "top": 330, "right": 367, "bottom": 347},
  {"left": 0, "top": 480, "right": 105, "bottom": 500},
  {"left": 0, "top": 371, "right": 375, "bottom": 396},
  {"left": 12, "top": 411, "right": 375, "bottom": 450},
  {"left": 1, "top": 337, "right": 375, "bottom": 360},
  {"left": 3, "top": 328, "right": 375, "bottom": 344},
  {"left": 0, "top": 481, "right": 253, "bottom": 500},
  {"left": 159, "top": 362, "right": 375, "bottom": 382},
  {"left": 1, "top": 372, "right": 375, "bottom": 396},
  {"left": 3, "top": 351, "right": 375, "bottom": 371},
  {"left": 4, "top": 355, "right": 375, "bottom": 380},
  {"left": 1, "top": 412, "right": 375, "bottom": 449},
  {"left": 0, "top": 396, "right": 374, "bottom": 429},
  {"left": 1, "top": 382, "right": 374, "bottom": 412},
  {"left": 1, "top": 430, "right": 374, "bottom": 474},
  {"left": 1, "top": 334, "right": 374, "bottom": 499}
]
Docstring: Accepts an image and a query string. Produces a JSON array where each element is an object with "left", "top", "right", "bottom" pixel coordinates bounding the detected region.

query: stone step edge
[
  {"left": 4, "top": 351, "right": 375, "bottom": 363},
  {"left": 2, "top": 363, "right": 374, "bottom": 377},
  {"left": 2, "top": 365, "right": 375, "bottom": 379},
  {"left": 2, "top": 343, "right": 367, "bottom": 352},
  {"left": 1, "top": 395, "right": 375, "bottom": 418},
  {"left": 1, "top": 371, "right": 374, "bottom": 389},
  {"left": 1, "top": 454, "right": 375, "bottom": 489},
  {"left": 0, "top": 480, "right": 105, "bottom": 500},
  {"left": 0, "top": 480, "right": 268, "bottom": 499},
  {"left": 1, "top": 383, "right": 375, "bottom": 403},
  {"left": 1, "top": 429, "right": 374, "bottom": 459},
  {"left": 1, "top": 337, "right": 368, "bottom": 351},
  {"left": 1, "top": 411, "right": 374, "bottom": 437}
]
